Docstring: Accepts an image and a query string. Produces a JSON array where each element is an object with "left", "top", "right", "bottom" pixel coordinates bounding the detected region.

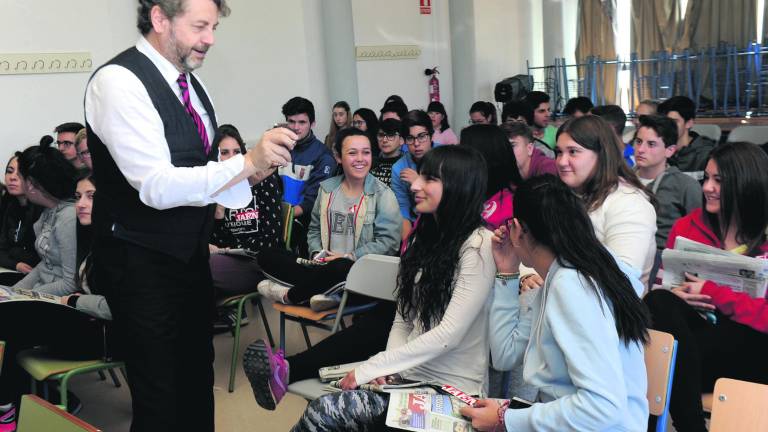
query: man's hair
[
  {"left": 334, "top": 128, "right": 371, "bottom": 158},
  {"left": 524, "top": 91, "right": 550, "bottom": 110},
  {"left": 658, "top": 95, "right": 697, "bottom": 121},
  {"left": 591, "top": 105, "right": 627, "bottom": 136},
  {"left": 403, "top": 110, "right": 434, "bottom": 137},
  {"left": 137, "top": 0, "right": 231, "bottom": 35},
  {"left": 75, "top": 128, "right": 87, "bottom": 145},
  {"left": 501, "top": 101, "right": 533, "bottom": 125},
  {"left": 54, "top": 122, "right": 85, "bottom": 135},
  {"left": 500, "top": 122, "right": 533, "bottom": 143},
  {"left": 380, "top": 101, "right": 408, "bottom": 120},
  {"left": 282, "top": 96, "right": 316, "bottom": 124},
  {"left": 637, "top": 115, "right": 678, "bottom": 148},
  {"left": 563, "top": 96, "right": 594, "bottom": 116}
]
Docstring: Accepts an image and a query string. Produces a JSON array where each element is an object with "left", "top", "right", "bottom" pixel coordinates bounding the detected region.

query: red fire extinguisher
[{"left": 425, "top": 67, "right": 440, "bottom": 102}]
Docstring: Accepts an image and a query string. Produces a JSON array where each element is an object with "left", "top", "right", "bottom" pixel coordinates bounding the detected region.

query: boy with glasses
[
  {"left": 391, "top": 110, "right": 434, "bottom": 239},
  {"left": 370, "top": 119, "right": 405, "bottom": 187},
  {"left": 54, "top": 122, "right": 85, "bottom": 168}
]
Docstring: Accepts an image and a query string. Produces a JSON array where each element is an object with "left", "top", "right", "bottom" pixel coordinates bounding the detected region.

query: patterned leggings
[{"left": 291, "top": 390, "right": 390, "bottom": 432}]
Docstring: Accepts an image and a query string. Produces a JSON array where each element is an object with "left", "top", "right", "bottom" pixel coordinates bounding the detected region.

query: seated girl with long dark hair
[
  {"left": 644, "top": 141, "right": 768, "bottom": 432},
  {"left": 282, "top": 145, "right": 496, "bottom": 430},
  {"left": 462, "top": 175, "right": 651, "bottom": 431},
  {"left": 0, "top": 152, "right": 42, "bottom": 286}
]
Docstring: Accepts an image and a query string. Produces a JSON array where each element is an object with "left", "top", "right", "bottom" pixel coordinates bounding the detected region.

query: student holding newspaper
[
  {"left": 644, "top": 141, "right": 768, "bottom": 432},
  {"left": 461, "top": 175, "right": 651, "bottom": 431},
  {"left": 287, "top": 145, "right": 496, "bottom": 431}
]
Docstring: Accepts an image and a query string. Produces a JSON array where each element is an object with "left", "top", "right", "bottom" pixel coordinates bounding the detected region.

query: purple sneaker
[
  {"left": 0, "top": 406, "right": 16, "bottom": 432},
  {"left": 243, "top": 339, "right": 289, "bottom": 410}
]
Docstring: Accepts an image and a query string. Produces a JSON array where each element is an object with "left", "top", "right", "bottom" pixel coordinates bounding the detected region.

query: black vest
[{"left": 87, "top": 47, "right": 217, "bottom": 263}]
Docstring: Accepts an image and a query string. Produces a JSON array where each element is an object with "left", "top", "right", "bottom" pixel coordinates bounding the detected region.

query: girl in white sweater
[
  {"left": 289, "top": 145, "right": 496, "bottom": 431},
  {"left": 521, "top": 115, "right": 656, "bottom": 289}
]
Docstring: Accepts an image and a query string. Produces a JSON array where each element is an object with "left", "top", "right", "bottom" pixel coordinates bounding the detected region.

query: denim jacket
[{"left": 308, "top": 174, "right": 401, "bottom": 259}]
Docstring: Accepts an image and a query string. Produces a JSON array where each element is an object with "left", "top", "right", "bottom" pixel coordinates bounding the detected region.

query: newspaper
[
  {"left": 385, "top": 391, "right": 475, "bottom": 432},
  {"left": 661, "top": 237, "right": 768, "bottom": 298},
  {"left": 0, "top": 286, "right": 63, "bottom": 304}
]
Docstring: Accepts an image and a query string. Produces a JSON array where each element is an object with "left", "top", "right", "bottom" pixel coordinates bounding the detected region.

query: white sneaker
[
  {"left": 309, "top": 293, "right": 341, "bottom": 312},
  {"left": 257, "top": 280, "right": 291, "bottom": 304}
]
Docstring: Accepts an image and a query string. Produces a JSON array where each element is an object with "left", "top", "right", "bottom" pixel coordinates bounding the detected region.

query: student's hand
[
  {"left": 209, "top": 244, "right": 225, "bottom": 254},
  {"left": 491, "top": 225, "right": 521, "bottom": 273},
  {"left": 60, "top": 293, "right": 80, "bottom": 306},
  {"left": 459, "top": 399, "right": 503, "bottom": 431},
  {"left": 672, "top": 272, "right": 714, "bottom": 310},
  {"left": 247, "top": 127, "right": 298, "bottom": 173},
  {"left": 340, "top": 370, "right": 358, "bottom": 390},
  {"left": 321, "top": 252, "right": 347, "bottom": 263},
  {"left": 520, "top": 274, "right": 544, "bottom": 292},
  {"left": 293, "top": 205, "right": 304, "bottom": 217},
  {"left": 400, "top": 168, "right": 418, "bottom": 184},
  {"left": 16, "top": 262, "right": 33, "bottom": 274},
  {"left": 214, "top": 204, "right": 226, "bottom": 219}
]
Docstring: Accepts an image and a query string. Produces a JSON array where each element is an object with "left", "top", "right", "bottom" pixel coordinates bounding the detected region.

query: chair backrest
[
  {"left": 709, "top": 378, "right": 768, "bottom": 432},
  {"left": 691, "top": 124, "right": 722, "bottom": 143},
  {"left": 17, "top": 394, "right": 101, "bottom": 432},
  {"left": 727, "top": 125, "right": 768, "bottom": 144},
  {"left": 644, "top": 329, "right": 677, "bottom": 420},
  {"left": 344, "top": 254, "right": 400, "bottom": 301},
  {"left": 281, "top": 202, "right": 294, "bottom": 249}
]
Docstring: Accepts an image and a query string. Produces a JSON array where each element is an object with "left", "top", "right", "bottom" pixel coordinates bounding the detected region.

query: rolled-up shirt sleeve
[{"left": 85, "top": 65, "right": 251, "bottom": 210}]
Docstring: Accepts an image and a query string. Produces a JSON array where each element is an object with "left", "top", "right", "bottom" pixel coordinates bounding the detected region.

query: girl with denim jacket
[{"left": 257, "top": 128, "right": 401, "bottom": 307}]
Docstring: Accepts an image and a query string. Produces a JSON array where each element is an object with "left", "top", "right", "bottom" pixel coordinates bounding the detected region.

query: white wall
[
  {"left": 351, "top": 0, "right": 454, "bottom": 121},
  {"left": 1, "top": 0, "right": 577, "bottom": 164},
  {"left": 0, "top": 1, "right": 135, "bottom": 155}
]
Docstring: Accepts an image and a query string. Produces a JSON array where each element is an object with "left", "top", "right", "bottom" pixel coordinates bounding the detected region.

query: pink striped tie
[{"left": 177, "top": 73, "right": 211, "bottom": 154}]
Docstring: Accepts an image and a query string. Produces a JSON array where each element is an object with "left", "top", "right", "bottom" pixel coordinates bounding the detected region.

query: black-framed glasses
[
  {"left": 405, "top": 132, "right": 430, "bottom": 144},
  {"left": 77, "top": 149, "right": 91, "bottom": 159},
  {"left": 377, "top": 132, "right": 400, "bottom": 141},
  {"left": 56, "top": 140, "right": 75, "bottom": 147},
  {"left": 351, "top": 120, "right": 366, "bottom": 127}
]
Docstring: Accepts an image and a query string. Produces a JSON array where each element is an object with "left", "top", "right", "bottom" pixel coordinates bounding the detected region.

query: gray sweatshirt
[
  {"left": 13, "top": 201, "right": 77, "bottom": 295},
  {"left": 644, "top": 165, "right": 702, "bottom": 249}
]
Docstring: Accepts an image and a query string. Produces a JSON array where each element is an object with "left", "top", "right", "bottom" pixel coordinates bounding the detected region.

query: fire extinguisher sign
[{"left": 420, "top": 0, "right": 431, "bottom": 15}]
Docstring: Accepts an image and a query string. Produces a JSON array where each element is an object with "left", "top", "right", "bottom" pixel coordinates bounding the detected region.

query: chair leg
[
  {"left": 120, "top": 367, "right": 128, "bottom": 382},
  {"left": 279, "top": 312, "right": 286, "bottom": 351},
  {"left": 108, "top": 368, "right": 122, "bottom": 388},
  {"left": 97, "top": 370, "right": 107, "bottom": 381},
  {"left": 228, "top": 297, "right": 247, "bottom": 393},
  {"left": 256, "top": 298, "right": 275, "bottom": 348},
  {"left": 301, "top": 324, "right": 312, "bottom": 349}
]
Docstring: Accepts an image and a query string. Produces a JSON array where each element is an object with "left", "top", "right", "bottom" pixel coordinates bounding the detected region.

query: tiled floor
[{"left": 70, "top": 298, "right": 327, "bottom": 431}]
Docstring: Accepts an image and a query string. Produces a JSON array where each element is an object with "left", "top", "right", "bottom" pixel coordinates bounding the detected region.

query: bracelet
[
  {"left": 495, "top": 272, "right": 520, "bottom": 281},
  {"left": 495, "top": 399, "right": 510, "bottom": 432}
]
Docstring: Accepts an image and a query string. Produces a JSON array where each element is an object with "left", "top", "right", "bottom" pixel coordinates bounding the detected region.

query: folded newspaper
[
  {"left": 0, "top": 287, "right": 62, "bottom": 304},
  {"left": 662, "top": 237, "right": 768, "bottom": 298},
  {"left": 385, "top": 391, "right": 475, "bottom": 432}
]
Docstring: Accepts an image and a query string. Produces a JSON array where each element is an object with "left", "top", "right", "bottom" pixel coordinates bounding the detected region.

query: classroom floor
[{"left": 70, "top": 297, "right": 325, "bottom": 431}]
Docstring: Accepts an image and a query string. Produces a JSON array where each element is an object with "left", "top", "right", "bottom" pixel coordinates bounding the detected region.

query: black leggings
[
  {"left": 259, "top": 248, "right": 354, "bottom": 304},
  {"left": 644, "top": 290, "right": 768, "bottom": 432},
  {"left": 0, "top": 301, "right": 104, "bottom": 404},
  {"left": 286, "top": 301, "right": 396, "bottom": 383}
]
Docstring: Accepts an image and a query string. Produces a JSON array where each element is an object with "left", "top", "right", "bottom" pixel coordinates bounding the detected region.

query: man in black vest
[{"left": 84, "top": 1, "right": 297, "bottom": 430}]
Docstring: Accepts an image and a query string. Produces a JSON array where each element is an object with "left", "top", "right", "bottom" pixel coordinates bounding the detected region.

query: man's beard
[{"left": 167, "top": 28, "right": 208, "bottom": 72}]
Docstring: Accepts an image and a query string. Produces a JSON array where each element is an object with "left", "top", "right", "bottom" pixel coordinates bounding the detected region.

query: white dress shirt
[{"left": 85, "top": 37, "right": 250, "bottom": 210}]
